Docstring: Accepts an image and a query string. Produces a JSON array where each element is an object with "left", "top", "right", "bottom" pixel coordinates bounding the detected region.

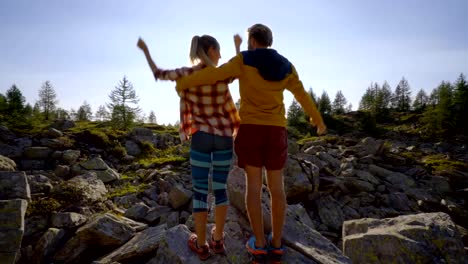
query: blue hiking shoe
[
  {"left": 267, "top": 233, "right": 285, "bottom": 264},
  {"left": 245, "top": 236, "right": 268, "bottom": 264}
]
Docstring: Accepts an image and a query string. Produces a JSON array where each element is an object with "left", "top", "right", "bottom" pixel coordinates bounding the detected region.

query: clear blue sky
[{"left": 1, "top": 0, "right": 467, "bottom": 125}]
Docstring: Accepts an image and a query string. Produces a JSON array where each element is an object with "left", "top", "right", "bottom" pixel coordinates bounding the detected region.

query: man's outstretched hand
[
  {"left": 234, "top": 34, "right": 242, "bottom": 54},
  {"left": 316, "top": 122, "right": 327, "bottom": 136},
  {"left": 137, "top": 37, "right": 148, "bottom": 51}
]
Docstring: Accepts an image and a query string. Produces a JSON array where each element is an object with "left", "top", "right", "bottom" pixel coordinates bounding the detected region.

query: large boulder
[
  {"left": 284, "top": 158, "right": 314, "bottom": 200},
  {"left": 343, "top": 212, "right": 467, "bottom": 264},
  {"left": 283, "top": 204, "right": 351, "bottom": 264},
  {"left": 73, "top": 157, "right": 120, "bottom": 183},
  {"left": 0, "top": 199, "right": 28, "bottom": 264},
  {"left": 0, "top": 155, "right": 16, "bottom": 171},
  {"left": 0, "top": 171, "right": 30, "bottom": 200},
  {"left": 53, "top": 172, "right": 107, "bottom": 204},
  {"left": 94, "top": 224, "right": 167, "bottom": 264},
  {"left": 54, "top": 213, "right": 144, "bottom": 263}
]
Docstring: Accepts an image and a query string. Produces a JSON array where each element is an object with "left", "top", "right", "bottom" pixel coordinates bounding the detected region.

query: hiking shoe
[
  {"left": 245, "top": 236, "right": 268, "bottom": 264},
  {"left": 209, "top": 226, "right": 226, "bottom": 254},
  {"left": 267, "top": 233, "right": 285, "bottom": 264},
  {"left": 188, "top": 234, "right": 211, "bottom": 261}
]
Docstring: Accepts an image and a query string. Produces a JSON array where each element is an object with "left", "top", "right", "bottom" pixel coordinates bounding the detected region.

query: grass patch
[
  {"left": 26, "top": 197, "right": 62, "bottom": 217},
  {"left": 107, "top": 182, "right": 149, "bottom": 199},
  {"left": 422, "top": 154, "right": 468, "bottom": 173},
  {"left": 138, "top": 156, "right": 187, "bottom": 167}
]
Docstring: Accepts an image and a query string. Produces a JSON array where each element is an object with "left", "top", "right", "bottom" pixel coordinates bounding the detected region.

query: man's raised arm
[{"left": 176, "top": 54, "right": 243, "bottom": 92}]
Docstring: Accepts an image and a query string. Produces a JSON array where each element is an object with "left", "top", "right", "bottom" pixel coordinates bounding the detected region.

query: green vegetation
[
  {"left": 422, "top": 154, "right": 467, "bottom": 173},
  {"left": 107, "top": 182, "right": 149, "bottom": 199},
  {"left": 26, "top": 197, "right": 62, "bottom": 217}
]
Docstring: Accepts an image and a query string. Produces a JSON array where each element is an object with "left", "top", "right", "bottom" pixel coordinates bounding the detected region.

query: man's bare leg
[
  {"left": 245, "top": 165, "right": 266, "bottom": 247},
  {"left": 266, "top": 169, "right": 286, "bottom": 248}
]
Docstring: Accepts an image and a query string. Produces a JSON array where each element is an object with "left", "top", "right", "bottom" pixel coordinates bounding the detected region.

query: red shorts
[{"left": 234, "top": 124, "right": 288, "bottom": 170}]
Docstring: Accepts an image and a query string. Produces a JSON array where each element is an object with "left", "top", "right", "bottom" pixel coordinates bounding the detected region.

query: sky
[{"left": 1, "top": 0, "right": 467, "bottom": 125}]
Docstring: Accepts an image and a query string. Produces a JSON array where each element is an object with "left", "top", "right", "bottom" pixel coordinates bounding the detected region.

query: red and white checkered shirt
[{"left": 154, "top": 64, "right": 240, "bottom": 141}]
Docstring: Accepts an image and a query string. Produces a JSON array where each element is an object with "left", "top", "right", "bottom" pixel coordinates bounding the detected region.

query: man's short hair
[{"left": 248, "top": 24, "right": 273, "bottom": 47}]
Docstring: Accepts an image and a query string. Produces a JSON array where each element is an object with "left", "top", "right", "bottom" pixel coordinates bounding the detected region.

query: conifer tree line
[
  {"left": 0, "top": 76, "right": 157, "bottom": 131},
  {"left": 286, "top": 73, "right": 468, "bottom": 138},
  {"left": 1, "top": 73, "right": 467, "bottom": 137}
]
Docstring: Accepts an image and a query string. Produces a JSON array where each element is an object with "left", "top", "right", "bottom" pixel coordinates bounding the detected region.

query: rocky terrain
[{"left": 0, "top": 121, "right": 467, "bottom": 264}]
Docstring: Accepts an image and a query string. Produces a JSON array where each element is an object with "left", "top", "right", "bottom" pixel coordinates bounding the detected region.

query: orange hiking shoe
[
  {"left": 209, "top": 226, "right": 226, "bottom": 254},
  {"left": 267, "top": 233, "right": 285, "bottom": 264},
  {"left": 188, "top": 234, "right": 211, "bottom": 261},
  {"left": 245, "top": 236, "right": 268, "bottom": 264}
]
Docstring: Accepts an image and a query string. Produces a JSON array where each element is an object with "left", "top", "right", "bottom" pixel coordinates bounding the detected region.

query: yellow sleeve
[
  {"left": 176, "top": 54, "right": 243, "bottom": 91},
  {"left": 286, "top": 65, "right": 324, "bottom": 126}
]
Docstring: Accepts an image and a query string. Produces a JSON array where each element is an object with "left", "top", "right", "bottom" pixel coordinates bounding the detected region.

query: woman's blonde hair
[{"left": 189, "top": 35, "right": 220, "bottom": 67}]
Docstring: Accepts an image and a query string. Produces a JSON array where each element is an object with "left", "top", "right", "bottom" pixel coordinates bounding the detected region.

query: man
[{"left": 176, "top": 24, "right": 326, "bottom": 263}]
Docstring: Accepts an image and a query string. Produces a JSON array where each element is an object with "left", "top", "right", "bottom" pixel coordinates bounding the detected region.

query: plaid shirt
[{"left": 154, "top": 64, "right": 240, "bottom": 141}]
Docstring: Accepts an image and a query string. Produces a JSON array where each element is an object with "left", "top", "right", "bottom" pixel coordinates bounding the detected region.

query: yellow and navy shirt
[{"left": 176, "top": 48, "right": 323, "bottom": 128}]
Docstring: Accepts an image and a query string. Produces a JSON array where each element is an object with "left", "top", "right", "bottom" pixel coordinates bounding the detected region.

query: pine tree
[
  {"left": 392, "top": 77, "right": 412, "bottom": 111},
  {"left": 38, "top": 81, "right": 58, "bottom": 120},
  {"left": 318, "top": 91, "right": 332, "bottom": 115},
  {"left": 332, "top": 90, "right": 347, "bottom": 115},
  {"left": 412, "top": 89, "right": 429, "bottom": 112},
  {"left": 453, "top": 73, "right": 468, "bottom": 132},
  {"left": 148, "top": 110, "right": 157, "bottom": 124},
  {"left": 95, "top": 105, "right": 110, "bottom": 121},
  {"left": 77, "top": 101, "right": 93, "bottom": 121},
  {"left": 6, "top": 84, "right": 26, "bottom": 117},
  {"left": 107, "top": 76, "right": 140, "bottom": 130}
]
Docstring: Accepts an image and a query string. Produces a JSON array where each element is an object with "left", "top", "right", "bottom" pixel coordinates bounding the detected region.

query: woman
[{"left": 137, "top": 35, "right": 240, "bottom": 261}]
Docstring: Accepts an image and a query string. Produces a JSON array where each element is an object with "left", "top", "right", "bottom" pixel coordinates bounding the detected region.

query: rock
[
  {"left": 54, "top": 213, "right": 139, "bottom": 263},
  {"left": 40, "top": 138, "right": 70, "bottom": 149},
  {"left": 50, "top": 119, "right": 75, "bottom": 131},
  {"left": 31, "top": 228, "right": 65, "bottom": 264},
  {"left": 316, "top": 195, "right": 344, "bottom": 231},
  {"left": 51, "top": 212, "right": 87, "bottom": 228},
  {"left": 284, "top": 158, "right": 313, "bottom": 200},
  {"left": 168, "top": 185, "right": 192, "bottom": 209},
  {"left": 369, "top": 164, "right": 415, "bottom": 190},
  {"left": 166, "top": 212, "right": 179, "bottom": 228},
  {"left": 144, "top": 206, "right": 172, "bottom": 225},
  {"left": 343, "top": 177, "right": 375, "bottom": 193},
  {"left": 148, "top": 224, "right": 248, "bottom": 264},
  {"left": 384, "top": 192, "right": 413, "bottom": 212},
  {"left": 0, "top": 143, "right": 22, "bottom": 158},
  {"left": 125, "top": 140, "right": 141, "bottom": 157},
  {"left": 94, "top": 225, "right": 167, "bottom": 264},
  {"left": 124, "top": 203, "right": 150, "bottom": 222},
  {"left": 288, "top": 139, "right": 300, "bottom": 154},
  {"left": 77, "top": 157, "right": 120, "bottom": 183},
  {"left": 113, "top": 193, "right": 142, "bottom": 209},
  {"left": 283, "top": 204, "right": 351, "bottom": 264},
  {"left": 46, "top": 128, "right": 63, "bottom": 138},
  {"left": 0, "top": 171, "right": 31, "bottom": 200},
  {"left": 0, "top": 125, "right": 15, "bottom": 142},
  {"left": 54, "top": 165, "right": 70, "bottom": 178},
  {"left": 343, "top": 212, "right": 467, "bottom": 264},
  {"left": 355, "top": 170, "right": 380, "bottom": 185},
  {"left": 355, "top": 137, "right": 384, "bottom": 156},
  {"left": 54, "top": 172, "right": 107, "bottom": 203},
  {"left": 76, "top": 213, "right": 137, "bottom": 245},
  {"left": 317, "top": 152, "right": 341, "bottom": 169},
  {"left": 27, "top": 174, "right": 53, "bottom": 194},
  {"left": 0, "top": 155, "right": 16, "bottom": 171},
  {"left": 0, "top": 199, "right": 27, "bottom": 264},
  {"left": 23, "top": 147, "right": 53, "bottom": 159},
  {"left": 424, "top": 176, "right": 452, "bottom": 196},
  {"left": 62, "top": 150, "right": 81, "bottom": 165}
]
